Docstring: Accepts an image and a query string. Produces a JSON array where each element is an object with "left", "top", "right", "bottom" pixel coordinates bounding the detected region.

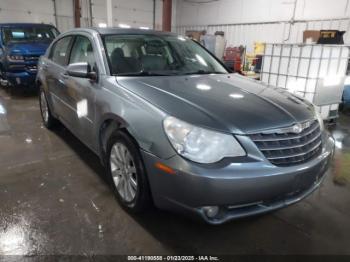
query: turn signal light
[{"left": 155, "top": 162, "right": 176, "bottom": 175}]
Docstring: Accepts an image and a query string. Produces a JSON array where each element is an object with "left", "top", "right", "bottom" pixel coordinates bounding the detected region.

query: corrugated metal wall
[
  {"left": 176, "top": 18, "right": 350, "bottom": 52},
  {"left": 54, "top": 0, "right": 74, "bottom": 33},
  {"left": 175, "top": 0, "right": 350, "bottom": 52},
  {"left": 0, "top": 0, "right": 74, "bottom": 32},
  {"left": 91, "top": 0, "right": 163, "bottom": 29},
  {"left": 0, "top": 0, "right": 55, "bottom": 25},
  {"left": 0, "top": 0, "right": 164, "bottom": 32}
]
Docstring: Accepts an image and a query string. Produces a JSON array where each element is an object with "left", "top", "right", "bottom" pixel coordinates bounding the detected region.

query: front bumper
[
  {"left": 142, "top": 134, "right": 334, "bottom": 224},
  {"left": 5, "top": 70, "right": 37, "bottom": 87}
]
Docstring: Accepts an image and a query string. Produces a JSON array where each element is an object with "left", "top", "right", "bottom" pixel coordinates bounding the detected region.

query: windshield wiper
[
  {"left": 116, "top": 71, "right": 174, "bottom": 77},
  {"left": 184, "top": 70, "right": 226, "bottom": 75}
]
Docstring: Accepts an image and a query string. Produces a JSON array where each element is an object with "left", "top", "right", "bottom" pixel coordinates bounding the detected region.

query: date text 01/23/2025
[{"left": 127, "top": 256, "right": 220, "bottom": 261}]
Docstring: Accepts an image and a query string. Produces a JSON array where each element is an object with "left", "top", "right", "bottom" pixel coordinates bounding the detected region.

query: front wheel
[
  {"left": 39, "top": 89, "right": 57, "bottom": 129},
  {"left": 106, "top": 131, "right": 152, "bottom": 212}
]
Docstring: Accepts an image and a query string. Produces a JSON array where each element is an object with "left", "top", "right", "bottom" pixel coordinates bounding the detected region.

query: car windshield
[
  {"left": 103, "top": 34, "right": 228, "bottom": 76},
  {"left": 2, "top": 26, "right": 58, "bottom": 44}
]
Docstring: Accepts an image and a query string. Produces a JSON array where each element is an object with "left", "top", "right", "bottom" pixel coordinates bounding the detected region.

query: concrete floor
[{"left": 0, "top": 87, "right": 349, "bottom": 256}]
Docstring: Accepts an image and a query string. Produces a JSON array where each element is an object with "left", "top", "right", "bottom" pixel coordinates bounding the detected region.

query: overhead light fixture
[
  {"left": 118, "top": 23, "right": 131, "bottom": 28},
  {"left": 98, "top": 23, "right": 107, "bottom": 28},
  {"left": 139, "top": 26, "right": 150, "bottom": 30}
]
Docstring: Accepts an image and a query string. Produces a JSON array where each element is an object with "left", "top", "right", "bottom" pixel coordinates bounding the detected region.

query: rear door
[{"left": 45, "top": 36, "right": 74, "bottom": 124}]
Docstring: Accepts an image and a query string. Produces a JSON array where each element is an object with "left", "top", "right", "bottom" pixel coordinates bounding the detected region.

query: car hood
[
  {"left": 6, "top": 42, "right": 50, "bottom": 56},
  {"left": 117, "top": 74, "right": 315, "bottom": 134}
]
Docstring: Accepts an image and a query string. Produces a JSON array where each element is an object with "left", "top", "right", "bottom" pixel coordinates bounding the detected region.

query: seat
[
  {"left": 110, "top": 47, "right": 141, "bottom": 74},
  {"left": 141, "top": 44, "right": 167, "bottom": 71}
]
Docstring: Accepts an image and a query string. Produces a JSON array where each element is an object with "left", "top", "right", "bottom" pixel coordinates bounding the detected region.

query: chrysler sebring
[{"left": 36, "top": 28, "right": 334, "bottom": 224}]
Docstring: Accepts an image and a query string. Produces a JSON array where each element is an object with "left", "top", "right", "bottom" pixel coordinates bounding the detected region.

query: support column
[
  {"left": 53, "top": 0, "right": 58, "bottom": 28},
  {"left": 73, "top": 0, "right": 81, "bottom": 28},
  {"left": 162, "top": 0, "right": 172, "bottom": 32},
  {"left": 153, "top": 0, "right": 156, "bottom": 30},
  {"left": 107, "top": 0, "right": 113, "bottom": 27}
]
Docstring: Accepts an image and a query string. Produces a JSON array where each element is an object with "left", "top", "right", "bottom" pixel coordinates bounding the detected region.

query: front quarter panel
[{"left": 95, "top": 77, "right": 176, "bottom": 159}]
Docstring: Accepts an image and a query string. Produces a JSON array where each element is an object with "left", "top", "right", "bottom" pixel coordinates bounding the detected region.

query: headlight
[
  {"left": 7, "top": 55, "right": 24, "bottom": 62},
  {"left": 163, "top": 116, "right": 245, "bottom": 163},
  {"left": 313, "top": 105, "right": 324, "bottom": 131}
]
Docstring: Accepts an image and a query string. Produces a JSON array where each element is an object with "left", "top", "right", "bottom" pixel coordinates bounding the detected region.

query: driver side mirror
[{"left": 67, "top": 62, "right": 97, "bottom": 81}]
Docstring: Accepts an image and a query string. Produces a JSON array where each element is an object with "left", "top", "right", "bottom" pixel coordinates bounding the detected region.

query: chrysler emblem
[{"left": 292, "top": 124, "right": 303, "bottom": 134}]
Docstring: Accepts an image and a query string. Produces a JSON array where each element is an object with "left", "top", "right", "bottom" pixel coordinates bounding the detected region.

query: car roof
[
  {"left": 0, "top": 23, "right": 56, "bottom": 28},
  {"left": 77, "top": 27, "right": 178, "bottom": 37}
]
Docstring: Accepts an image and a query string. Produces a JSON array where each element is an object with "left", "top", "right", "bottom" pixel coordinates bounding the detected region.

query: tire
[
  {"left": 39, "top": 88, "right": 57, "bottom": 129},
  {"left": 106, "top": 130, "right": 152, "bottom": 212},
  {"left": 0, "top": 68, "right": 7, "bottom": 89}
]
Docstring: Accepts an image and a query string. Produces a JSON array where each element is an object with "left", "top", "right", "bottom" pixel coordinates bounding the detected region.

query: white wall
[
  {"left": 55, "top": 0, "right": 75, "bottom": 32},
  {"left": 0, "top": 0, "right": 164, "bottom": 32},
  {"left": 91, "top": 0, "right": 165, "bottom": 30},
  {"left": 0, "top": 0, "right": 74, "bottom": 32},
  {"left": 175, "top": 0, "right": 350, "bottom": 51},
  {"left": 0, "top": 0, "right": 55, "bottom": 25}
]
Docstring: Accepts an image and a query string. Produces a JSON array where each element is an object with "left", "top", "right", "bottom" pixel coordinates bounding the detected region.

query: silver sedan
[{"left": 36, "top": 28, "right": 334, "bottom": 224}]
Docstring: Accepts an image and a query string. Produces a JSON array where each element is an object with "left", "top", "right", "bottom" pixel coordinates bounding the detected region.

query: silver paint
[{"left": 36, "top": 28, "right": 335, "bottom": 224}]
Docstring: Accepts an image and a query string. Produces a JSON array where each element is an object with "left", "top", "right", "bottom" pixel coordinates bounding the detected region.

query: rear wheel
[
  {"left": 39, "top": 89, "right": 57, "bottom": 129},
  {"left": 106, "top": 130, "right": 152, "bottom": 212}
]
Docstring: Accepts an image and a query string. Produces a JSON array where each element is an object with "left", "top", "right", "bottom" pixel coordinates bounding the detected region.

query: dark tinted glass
[{"left": 103, "top": 34, "right": 227, "bottom": 76}]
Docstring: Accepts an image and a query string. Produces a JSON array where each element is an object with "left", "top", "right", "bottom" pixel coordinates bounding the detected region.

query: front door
[{"left": 62, "top": 34, "right": 98, "bottom": 147}]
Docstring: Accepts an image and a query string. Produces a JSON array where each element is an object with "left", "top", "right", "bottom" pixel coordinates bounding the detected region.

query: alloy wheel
[
  {"left": 110, "top": 142, "right": 138, "bottom": 202},
  {"left": 40, "top": 91, "right": 49, "bottom": 124}
]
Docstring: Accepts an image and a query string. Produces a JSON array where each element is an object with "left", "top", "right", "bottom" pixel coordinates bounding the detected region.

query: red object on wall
[{"left": 223, "top": 47, "right": 241, "bottom": 73}]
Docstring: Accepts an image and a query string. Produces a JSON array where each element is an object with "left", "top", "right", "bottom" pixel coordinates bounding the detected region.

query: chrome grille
[
  {"left": 24, "top": 55, "right": 40, "bottom": 61},
  {"left": 249, "top": 120, "right": 322, "bottom": 167},
  {"left": 26, "top": 64, "right": 38, "bottom": 72}
]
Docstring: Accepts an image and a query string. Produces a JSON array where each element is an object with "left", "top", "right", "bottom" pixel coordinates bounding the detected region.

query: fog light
[{"left": 202, "top": 206, "right": 219, "bottom": 218}]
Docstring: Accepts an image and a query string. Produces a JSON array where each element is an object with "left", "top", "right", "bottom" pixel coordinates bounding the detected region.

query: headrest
[
  {"left": 111, "top": 47, "right": 125, "bottom": 58},
  {"left": 87, "top": 43, "right": 93, "bottom": 52},
  {"left": 145, "top": 41, "right": 164, "bottom": 55}
]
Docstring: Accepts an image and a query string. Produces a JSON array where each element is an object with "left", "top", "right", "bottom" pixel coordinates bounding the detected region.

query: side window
[
  {"left": 69, "top": 36, "right": 96, "bottom": 67},
  {"left": 50, "top": 36, "right": 72, "bottom": 66}
]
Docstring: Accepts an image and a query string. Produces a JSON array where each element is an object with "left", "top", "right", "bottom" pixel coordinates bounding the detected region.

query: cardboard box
[
  {"left": 303, "top": 30, "right": 320, "bottom": 43},
  {"left": 185, "top": 31, "right": 202, "bottom": 42}
]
